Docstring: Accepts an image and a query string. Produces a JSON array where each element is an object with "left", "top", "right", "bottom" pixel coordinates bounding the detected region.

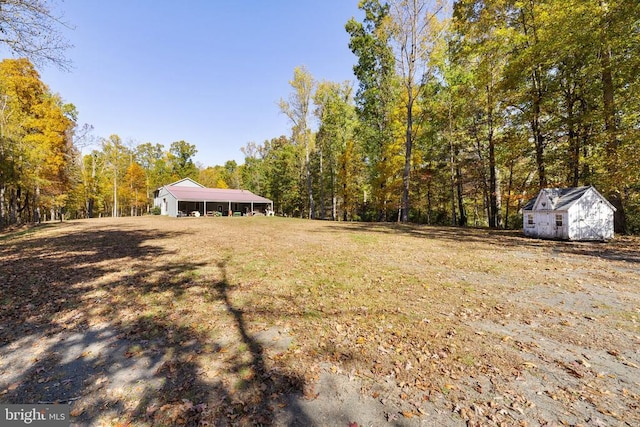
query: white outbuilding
[{"left": 522, "top": 186, "right": 615, "bottom": 241}]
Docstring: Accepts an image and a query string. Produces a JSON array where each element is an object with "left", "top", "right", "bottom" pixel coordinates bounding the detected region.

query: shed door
[{"left": 539, "top": 213, "right": 552, "bottom": 237}]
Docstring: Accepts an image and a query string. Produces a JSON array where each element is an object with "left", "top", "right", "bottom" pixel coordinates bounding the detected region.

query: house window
[
  {"left": 527, "top": 214, "right": 534, "bottom": 225},
  {"left": 555, "top": 214, "right": 563, "bottom": 226}
]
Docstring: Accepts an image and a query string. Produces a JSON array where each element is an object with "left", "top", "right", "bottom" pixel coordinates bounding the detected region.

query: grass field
[{"left": 1, "top": 216, "right": 639, "bottom": 426}]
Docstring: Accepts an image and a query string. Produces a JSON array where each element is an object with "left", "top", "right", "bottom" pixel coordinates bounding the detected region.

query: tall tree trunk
[
  {"left": 487, "top": 87, "right": 499, "bottom": 228},
  {"left": 531, "top": 88, "right": 546, "bottom": 188},
  {"left": 10, "top": 187, "right": 17, "bottom": 224},
  {"left": 471, "top": 117, "right": 491, "bottom": 227},
  {"left": 335, "top": 163, "right": 342, "bottom": 221},
  {"left": 0, "top": 185, "right": 5, "bottom": 227},
  {"left": 521, "top": 4, "right": 547, "bottom": 188},
  {"left": 319, "top": 149, "right": 325, "bottom": 220},
  {"left": 567, "top": 98, "right": 580, "bottom": 187},
  {"left": 34, "top": 185, "right": 41, "bottom": 223},
  {"left": 307, "top": 162, "right": 314, "bottom": 219},
  {"left": 456, "top": 164, "right": 467, "bottom": 227},
  {"left": 505, "top": 161, "right": 514, "bottom": 229},
  {"left": 448, "top": 103, "right": 457, "bottom": 226},
  {"left": 600, "top": 6, "right": 626, "bottom": 233},
  {"left": 401, "top": 94, "right": 413, "bottom": 223},
  {"left": 488, "top": 135, "right": 498, "bottom": 227},
  {"left": 113, "top": 172, "right": 117, "bottom": 218}
]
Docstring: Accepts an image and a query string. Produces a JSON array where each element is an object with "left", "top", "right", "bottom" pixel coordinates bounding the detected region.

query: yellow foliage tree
[{"left": 0, "top": 58, "right": 76, "bottom": 225}]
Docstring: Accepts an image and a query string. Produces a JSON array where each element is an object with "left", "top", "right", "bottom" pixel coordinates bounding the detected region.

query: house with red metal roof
[{"left": 153, "top": 178, "right": 273, "bottom": 217}]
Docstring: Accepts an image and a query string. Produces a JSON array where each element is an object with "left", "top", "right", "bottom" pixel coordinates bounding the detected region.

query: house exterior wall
[
  {"left": 568, "top": 189, "right": 614, "bottom": 240},
  {"left": 154, "top": 187, "right": 178, "bottom": 217}
]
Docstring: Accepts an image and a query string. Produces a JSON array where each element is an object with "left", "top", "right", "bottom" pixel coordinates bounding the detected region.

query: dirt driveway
[{"left": 0, "top": 217, "right": 638, "bottom": 426}]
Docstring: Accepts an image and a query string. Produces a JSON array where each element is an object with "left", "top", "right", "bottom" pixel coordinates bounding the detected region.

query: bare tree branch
[{"left": 0, "top": 0, "right": 73, "bottom": 70}]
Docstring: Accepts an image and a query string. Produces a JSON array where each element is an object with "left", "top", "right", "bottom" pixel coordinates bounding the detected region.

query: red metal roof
[{"left": 165, "top": 186, "right": 272, "bottom": 203}]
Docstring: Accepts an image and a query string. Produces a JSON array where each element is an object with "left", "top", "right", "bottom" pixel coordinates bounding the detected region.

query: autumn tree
[
  {"left": 451, "top": 0, "right": 519, "bottom": 228},
  {"left": 198, "top": 165, "right": 229, "bottom": 189},
  {"left": 314, "top": 80, "right": 359, "bottom": 220},
  {"left": 135, "top": 142, "right": 168, "bottom": 207},
  {"left": 588, "top": 0, "right": 640, "bottom": 232},
  {"left": 280, "top": 66, "right": 316, "bottom": 218},
  {"left": 101, "top": 134, "right": 128, "bottom": 217},
  {"left": 346, "top": 0, "right": 400, "bottom": 220},
  {"left": 123, "top": 160, "right": 146, "bottom": 216},
  {"left": 388, "top": 0, "right": 446, "bottom": 222},
  {"left": 0, "top": 58, "right": 76, "bottom": 226}
]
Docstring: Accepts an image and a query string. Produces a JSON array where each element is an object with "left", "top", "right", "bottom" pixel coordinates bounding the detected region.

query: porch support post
[{"left": 228, "top": 201, "right": 231, "bottom": 216}]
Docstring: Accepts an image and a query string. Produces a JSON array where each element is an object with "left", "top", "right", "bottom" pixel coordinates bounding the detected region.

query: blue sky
[{"left": 34, "top": 1, "right": 362, "bottom": 167}]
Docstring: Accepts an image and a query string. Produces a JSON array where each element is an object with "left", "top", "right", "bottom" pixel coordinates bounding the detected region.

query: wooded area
[{"left": 1, "top": 0, "right": 639, "bottom": 232}]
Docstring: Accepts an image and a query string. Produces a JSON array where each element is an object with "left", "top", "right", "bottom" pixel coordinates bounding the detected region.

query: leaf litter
[{"left": 0, "top": 217, "right": 638, "bottom": 426}]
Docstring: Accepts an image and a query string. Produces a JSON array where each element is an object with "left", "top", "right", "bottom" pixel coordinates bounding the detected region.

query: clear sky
[{"left": 34, "top": 0, "right": 362, "bottom": 168}]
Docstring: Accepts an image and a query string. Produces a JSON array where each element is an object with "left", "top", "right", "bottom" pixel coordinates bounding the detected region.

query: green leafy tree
[
  {"left": 263, "top": 136, "right": 301, "bottom": 216},
  {"left": 388, "top": 0, "right": 447, "bottom": 222},
  {"left": 346, "top": 0, "right": 400, "bottom": 220},
  {"left": 168, "top": 140, "right": 198, "bottom": 180},
  {"left": 135, "top": 142, "right": 168, "bottom": 208},
  {"left": 241, "top": 141, "right": 267, "bottom": 195},
  {"left": 314, "top": 80, "right": 360, "bottom": 220},
  {"left": 223, "top": 160, "right": 241, "bottom": 189}
]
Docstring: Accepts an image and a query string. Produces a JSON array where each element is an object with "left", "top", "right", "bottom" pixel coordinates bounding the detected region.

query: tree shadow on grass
[
  {"left": 0, "top": 221, "right": 311, "bottom": 425},
  {"left": 206, "top": 260, "right": 310, "bottom": 425},
  {"left": 0, "top": 223, "right": 177, "bottom": 341}
]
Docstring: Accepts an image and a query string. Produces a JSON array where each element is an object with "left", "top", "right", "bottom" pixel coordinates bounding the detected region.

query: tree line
[
  {"left": 1, "top": 0, "right": 639, "bottom": 232},
  {"left": 242, "top": 0, "right": 640, "bottom": 233}
]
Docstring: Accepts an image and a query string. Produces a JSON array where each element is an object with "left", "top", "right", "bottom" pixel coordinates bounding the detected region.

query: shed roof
[
  {"left": 522, "top": 186, "right": 614, "bottom": 211},
  {"left": 164, "top": 186, "right": 272, "bottom": 204}
]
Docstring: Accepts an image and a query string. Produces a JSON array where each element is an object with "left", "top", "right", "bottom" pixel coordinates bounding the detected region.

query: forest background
[{"left": 1, "top": 0, "right": 639, "bottom": 233}]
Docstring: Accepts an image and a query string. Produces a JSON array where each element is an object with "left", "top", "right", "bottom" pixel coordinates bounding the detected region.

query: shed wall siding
[
  {"left": 534, "top": 192, "right": 552, "bottom": 211},
  {"left": 568, "top": 189, "right": 614, "bottom": 240},
  {"left": 523, "top": 187, "right": 615, "bottom": 241},
  {"left": 525, "top": 211, "right": 568, "bottom": 239}
]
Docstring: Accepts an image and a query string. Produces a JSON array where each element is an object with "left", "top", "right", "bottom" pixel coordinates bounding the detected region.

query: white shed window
[
  {"left": 527, "top": 214, "right": 534, "bottom": 225},
  {"left": 555, "top": 214, "right": 563, "bottom": 226}
]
